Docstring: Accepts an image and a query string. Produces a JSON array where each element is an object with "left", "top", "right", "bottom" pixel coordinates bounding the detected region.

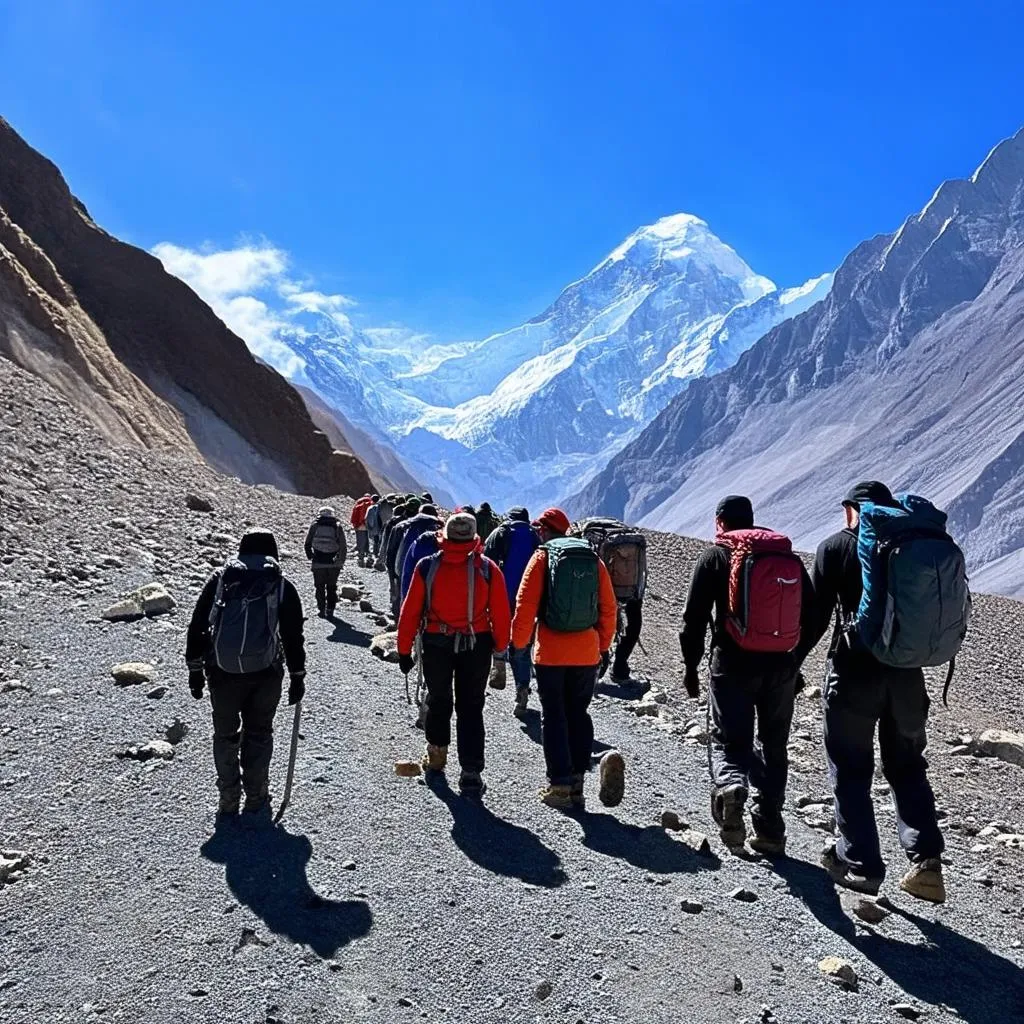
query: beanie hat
[
  {"left": 420, "top": 504, "right": 438, "bottom": 517},
  {"left": 371, "top": 494, "right": 380, "bottom": 502},
  {"left": 842, "top": 481, "right": 896, "bottom": 510},
  {"left": 406, "top": 497, "right": 422, "bottom": 514},
  {"left": 536, "top": 507, "right": 571, "bottom": 536},
  {"left": 444, "top": 512, "right": 477, "bottom": 543},
  {"left": 238, "top": 529, "right": 279, "bottom": 560},
  {"left": 508, "top": 506, "right": 530, "bottom": 523},
  {"left": 715, "top": 495, "right": 754, "bottom": 530},
  {"left": 421, "top": 492, "right": 433, "bottom": 503},
  {"left": 318, "top": 505, "right": 336, "bottom": 518}
]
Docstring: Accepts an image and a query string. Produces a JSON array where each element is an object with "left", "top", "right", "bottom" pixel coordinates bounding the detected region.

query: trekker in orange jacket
[
  {"left": 398, "top": 512, "right": 511, "bottom": 798},
  {"left": 351, "top": 495, "right": 373, "bottom": 567},
  {"left": 511, "top": 507, "right": 623, "bottom": 810}
]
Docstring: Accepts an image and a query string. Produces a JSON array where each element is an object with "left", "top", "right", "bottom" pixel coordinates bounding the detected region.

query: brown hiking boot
[
  {"left": 488, "top": 658, "right": 507, "bottom": 690},
  {"left": 513, "top": 686, "right": 530, "bottom": 718},
  {"left": 420, "top": 744, "right": 448, "bottom": 773},
  {"left": 712, "top": 784, "right": 748, "bottom": 849},
  {"left": 459, "top": 770, "right": 486, "bottom": 799},
  {"left": 598, "top": 750, "right": 625, "bottom": 807},
  {"left": 539, "top": 784, "right": 574, "bottom": 809},
  {"left": 821, "top": 843, "right": 883, "bottom": 896},
  {"left": 570, "top": 774, "right": 586, "bottom": 810},
  {"left": 900, "top": 858, "right": 946, "bottom": 904}
]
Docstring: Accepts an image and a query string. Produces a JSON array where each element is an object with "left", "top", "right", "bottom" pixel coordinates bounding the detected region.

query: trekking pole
[
  {"left": 274, "top": 700, "right": 302, "bottom": 825},
  {"left": 415, "top": 634, "right": 424, "bottom": 707}
]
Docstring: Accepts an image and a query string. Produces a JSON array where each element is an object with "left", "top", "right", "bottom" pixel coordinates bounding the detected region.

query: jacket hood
[
  {"left": 407, "top": 512, "right": 442, "bottom": 530},
  {"left": 238, "top": 529, "right": 279, "bottom": 560},
  {"left": 438, "top": 536, "right": 482, "bottom": 562},
  {"left": 508, "top": 506, "right": 530, "bottom": 523}
]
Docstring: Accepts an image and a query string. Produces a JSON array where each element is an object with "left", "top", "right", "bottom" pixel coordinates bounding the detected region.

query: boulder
[
  {"left": 186, "top": 493, "right": 214, "bottom": 513},
  {"left": 102, "top": 597, "right": 144, "bottom": 622},
  {"left": 102, "top": 583, "right": 176, "bottom": 622},
  {"left": 972, "top": 729, "right": 1024, "bottom": 768},
  {"left": 111, "top": 662, "right": 154, "bottom": 686}
]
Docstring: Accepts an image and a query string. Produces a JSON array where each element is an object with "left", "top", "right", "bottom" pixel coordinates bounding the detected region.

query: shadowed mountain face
[
  {"left": 573, "top": 127, "right": 1024, "bottom": 595},
  {"left": 0, "top": 117, "right": 372, "bottom": 499}
]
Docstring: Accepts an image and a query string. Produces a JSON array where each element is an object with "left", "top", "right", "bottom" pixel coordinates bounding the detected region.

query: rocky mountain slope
[
  {"left": 574, "top": 127, "right": 1024, "bottom": 596},
  {"left": 256, "top": 215, "right": 830, "bottom": 510},
  {"left": 2, "top": 353, "right": 1023, "bottom": 1022},
  {"left": 0, "top": 116, "right": 372, "bottom": 499}
]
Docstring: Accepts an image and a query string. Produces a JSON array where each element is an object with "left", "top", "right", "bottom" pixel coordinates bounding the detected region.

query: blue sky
[{"left": 2, "top": 0, "right": 1023, "bottom": 343}]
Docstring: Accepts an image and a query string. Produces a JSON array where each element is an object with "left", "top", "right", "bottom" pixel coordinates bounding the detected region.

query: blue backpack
[
  {"left": 402, "top": 530, "right": 441, "bottom": 599},
  {"left": 502, "top": 521, "right": 540, "bottom": 606},
  {"left": 853, "top": 494, "right": 971, "bottom": 702}
]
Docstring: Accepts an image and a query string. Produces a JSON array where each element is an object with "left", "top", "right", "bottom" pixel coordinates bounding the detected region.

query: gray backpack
[
  {"left": 311, "top": 518, "right": 341, "bottom": 556},
  {"left": 208, "top": 555, "right": 285, "bottom": 674}
]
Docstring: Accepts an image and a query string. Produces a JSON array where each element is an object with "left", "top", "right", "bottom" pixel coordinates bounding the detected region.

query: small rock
[
  {"left": 102, "top": 598, "right": 144, "bottom": 622},
  {"left": 340, "top": 584, "right": 362, "bottom": 601},
  {"left": 136, "top": 582, "right": 176, "bottom": 617},
  {"left": 804, "top": 685, "right": 822, "bottom": 699},
  {"left": 342, "top": 859, "right": 357, "bottom": 870},
  {"left": 972, "top": 729, "right": 1024, "bottom": 768},
  {"left": 674, "top": 830, "right": 711, "bottom": 855},
  {"left": 733, "top": 974, "right": 743, "bottom": 993},
  {"left": 46, "top": 687, "right": 64, "bottom": 697},
  {"left": 111, "top": 662, "right": 154, "bottom": 686},
  {"left": 660, "top": 809, "right": 688, "bottom": 831},
  {"left": 116, "top": 740, "right": 175, "bottom": 762},
  {"left": 647, "top": 688, "right": 669, "bottom": 704},
  {"left": 993, "top": 833, "right": 1024, "bottom": 850},
  {"left": 359, "top": 599, "right": 374, "bottom": 613},
  {"left": 146, "top": 685, "right": 169, "bottom": 699},
  {"left": 397, "top": 996, "right": 414, "bottom": 1008},
  {"left": 369, "top": 632, "right": 400, "bottom": 664},
  {"left": 0, "top": 680, "right": 29, "bottom": 694},
  {"left": 818, "top": 956, "right": 858, "bottom": 990},
  {"left": 165, "top": 718, "right": 189, "bottom": 745},
  {"left": 395, "top": 760, "right": 422, "bottom": 778},
  {"left": 841, "top": 893, "right": 889, "bottom": 924},
  {"left": 632, "top": 700, "right": 661, "bottom": 718},
  {"left": 730, "top": 887, "right": 759, "bottom": 903},
  {"left": 0, "top": 850, "right": 32, "bottom": 885},
  {"left": 186, "top": 494, "right": 215, "bottom": 513},
  {"left": 678, "top": 898, "right": 704, "bottom": 914},
  {"left": 893, "top": 1004, "right": 921, "bottom": 1021},
  {"left": 534, "top": 980, "right": 553, "bottom": 1001}
]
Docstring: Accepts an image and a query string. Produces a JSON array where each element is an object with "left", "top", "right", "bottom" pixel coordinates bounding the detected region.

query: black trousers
[
  {"left": 612, "top": 598, "right": 643, "bottom": 676},
  {"left": 312, "top": 566, "right": 340, "bottom": 611},
  {"left": 422, "top": 633, "right": 494, "bottom": 772},
  {"left": 823, "top": 653, "right": 944, "bottom": 878},
  {"left": 709, "top": 653, "right": 797, "bottom": 839},
  {"left": 208, "top": 665, "right": 283, "bottom": 798},
  {"left": 534, "top": 664, "right": 597, "bottom": 786}
]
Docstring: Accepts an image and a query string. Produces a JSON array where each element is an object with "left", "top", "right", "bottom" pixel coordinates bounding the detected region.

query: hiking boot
[
  {"left": 899, "top": 858, "right": 946, "bottom": 904},
  {"left": 711, "top": 784, "right": 748, "bottom": 849},
  {"left": 570, "top": 773, "right": 586, "bottom": 810},
  {"left": 610, "top": 664, "right": 630, "bottom": 684},
  {"left": 243, "top": 789, "right": 271, "bottom": 815},
  {"left": 459, "top": 770, "right": 486, "bottom": 799},
  {"left": 316, "top": 603, "right": 326, "bottom": 618},
  {"left": 748, "top": 832, "right": 787, "bottom": 856},
  {"left": 513, "top": 686, "right": 530, "bottom": 718},
  {"left": 539, "top": 784, "right": 574, "bottom": 809},
  {"left": 420, "top": 744, "right": 448, "bottom": 773},
  {"left": 821, "top": 843, "right": 883, "bottom": 896},
  {"left": 598, "top": 750, "right": 626, "bottom": 808},
  {"left": 326, "top": 604, "right": 336, "bottom": 619},
  {"left": 217, "top": 788, "right": 241, "bottom": 816},
  {"left": 488, "top": 659, "right": 507, "bottom": 690}
]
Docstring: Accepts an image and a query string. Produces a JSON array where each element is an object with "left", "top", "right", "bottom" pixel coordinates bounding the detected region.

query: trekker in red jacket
[
  {"left": 351, "top": 495, "right": 373, "bottom": 567},
  {"left": 397, "top": 512, "right": 511, "bottom": 798}
]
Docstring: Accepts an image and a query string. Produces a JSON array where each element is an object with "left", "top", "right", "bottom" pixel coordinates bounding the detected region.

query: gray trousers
[{"left": 208, "top": 666, "right": 283, "bottom": 798}]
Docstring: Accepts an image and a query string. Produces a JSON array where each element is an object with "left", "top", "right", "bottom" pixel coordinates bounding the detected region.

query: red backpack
[{"left": 717, "top": 529, "right": 803, "bottom": 653}]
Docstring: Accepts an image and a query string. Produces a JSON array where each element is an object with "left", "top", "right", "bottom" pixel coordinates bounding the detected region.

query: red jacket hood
[{"left": 437, "top": 536, "right": 482, "bottom": 562}]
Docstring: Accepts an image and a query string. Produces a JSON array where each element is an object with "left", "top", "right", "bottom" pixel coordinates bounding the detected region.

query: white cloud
[{"left": 152, "top": 242, "right": 288, "bottom": 300}]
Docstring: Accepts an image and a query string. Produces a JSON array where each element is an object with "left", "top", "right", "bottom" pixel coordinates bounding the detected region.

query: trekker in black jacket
[
  {"left": 679, "top": 495, "right": 815, "bottom": 855},
  {"left": 806, "top": 481, "right": 946, "bottom": 904},
  {"left": 303, "top": 506, "right": 347, "bottom": 617},
  {"left": 186, "top": 529, "right": 307, "bottom": 817}
]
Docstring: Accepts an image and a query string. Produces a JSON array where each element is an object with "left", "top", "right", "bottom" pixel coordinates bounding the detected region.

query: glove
[
  {"left": 794, "top": 672, "right": 806, "bottom": 694},
  {"left": 398, "top": 653, "right": 415, "bottom": 676},
  {"left": 188, "top": 670, "right": 205, "bottom": 700},
  {"left": 599, "top": 651, "right": 611, "bottom": 678},
  {"left": 288, "top": 673, "right": 306, "bottom": 706},
  {"left": 683, "top": 666, "right": 700, "bottom": 699}
]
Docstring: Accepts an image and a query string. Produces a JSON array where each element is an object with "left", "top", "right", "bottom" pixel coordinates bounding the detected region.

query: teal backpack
[{"left": 541, "top": 537, "right": 600, "bottom": 632}]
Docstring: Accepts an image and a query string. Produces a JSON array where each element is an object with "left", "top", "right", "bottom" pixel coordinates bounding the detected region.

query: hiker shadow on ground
[
  {"left": 595, "top": 679, "right": 647, "bottom": 701},
  {"left": 577, "top": 812, "right": 722, "bottom": 875},
  {"left": 771, "top": 857, "right": 1024, "bottom": 1022},
  {"left": 516, "top": 708, "right": 543, "bottom": 745},
  {"left": 325, "top": 614, "right": 372, "bottom": 649},
  {"left": 201, "top": 821, "right": 373, "bottom": 959},
  {"left": 426, "top": 774, "right": 567, "bottom": 889}
]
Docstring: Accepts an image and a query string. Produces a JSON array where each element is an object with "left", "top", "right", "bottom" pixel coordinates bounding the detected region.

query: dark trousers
[
  {"left": 612, "top": 599, "right": 643, "bottom": 676},
  {"left": 709, "top": 654, "right": 797, "bottom": 839},
  {"left": 355, "top": 529, "right": 370, "bottom": 559},
  {"left": 208, "top": 666, "right": 283, "bottom": 798},
  {"left": 370, "top": 531, "right": 382, "bottom": 558},
  {"left": 312, "top": 566, "right": 340, "bottom": 612},
  {"left": 823, "top": 656, "right": 944, "bottom": 878},
  {"left": 534, "top": 664, "right": 597, "bottom": 786},
  {"left": 422, "top": 633, "right": 494, "bottom": 772}
]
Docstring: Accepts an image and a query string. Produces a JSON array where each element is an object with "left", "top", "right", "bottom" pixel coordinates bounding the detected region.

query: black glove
[
  {"left": 288, "top": 674, "right": 306, "bottom": 705},
  {"left": 599, "top": 651, "right": 611, "bottom": 678},
  {"left": 399, "top": 653, "right": 415, "bottom": 676},
  {"left": 683, "top": 666, "right": 700, "bottom": 699},
  {"left": 188, "top": 670, "right": 205, "bottom": 700},
  {"left": 794, "top": 671, "right": 806, "bottom": 694}
]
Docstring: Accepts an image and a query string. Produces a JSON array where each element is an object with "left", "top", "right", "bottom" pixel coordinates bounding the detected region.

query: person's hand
[
  {"left": 599, "top": 651, "right": 611, "bottom": 678},
  {"left": 188, "top": 670, "right": 205, "bottom": 701},
  {"left": 288, "top": 673, "right": 306, "bottom": 705},
  {"left": 794, "top": 672, "right": 806, "bottom": 694},
  {"left": 399, "top": 653, "right": 415, "bottom": 676},
  {"left": 683, "top": 666, "right": 700, "bottom": 698}
]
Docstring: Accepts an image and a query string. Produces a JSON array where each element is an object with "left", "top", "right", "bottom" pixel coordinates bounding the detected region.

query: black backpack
[{"left": 208, "top": 555, "right": 285, "bottom": 674}]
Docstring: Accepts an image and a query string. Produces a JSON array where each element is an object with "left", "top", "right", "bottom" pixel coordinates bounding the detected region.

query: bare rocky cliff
[{"left": 0, "top": 116, "right": 372, "bottom": 499}]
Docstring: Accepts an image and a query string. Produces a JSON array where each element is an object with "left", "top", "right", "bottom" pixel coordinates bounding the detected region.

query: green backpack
[{"left": 542, "top": 537, "right": 600, "bottom": 632}]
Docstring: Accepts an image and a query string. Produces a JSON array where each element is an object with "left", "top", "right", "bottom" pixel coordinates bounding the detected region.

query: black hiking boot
[
  {"left": 217, "top": 787, "right": 241, "bottom": 816},
  {"left": 570, "top": 773, "right": 586, "bottom": 811},
  {"left": 459, "top": 770, "right": 486, "bottom": 799},
  {"left": 513, "top": 686, "right": 530, "bottom": 718},
  {"left": 821, "top": 843, "right": 883, "bottom": 896},
  {"left": 712, "top": 784, "right": 748, "bottom": 850}
]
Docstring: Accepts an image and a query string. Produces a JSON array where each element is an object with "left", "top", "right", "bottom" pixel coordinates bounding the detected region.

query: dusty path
[{"left": 2, "top": 359, "right": 1023, "bottom": 1022}]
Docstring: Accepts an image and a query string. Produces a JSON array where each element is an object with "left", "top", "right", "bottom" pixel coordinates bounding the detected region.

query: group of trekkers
[{"left": 185, "top": 480, "right": 970, "bottom": 906}]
